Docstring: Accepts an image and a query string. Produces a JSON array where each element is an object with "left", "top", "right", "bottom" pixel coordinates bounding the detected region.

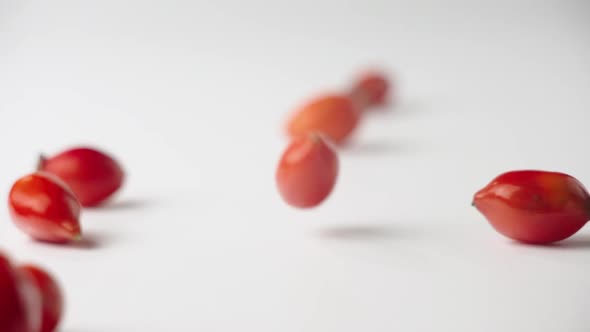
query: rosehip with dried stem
[
  {"left": 276, "top": 133, "right": 339, "bottom": 208},
  {"left": 473, "top": 170, "right": 590, "bottom": 244},
  {"left": 9, "top": 172, "right": 82, "bottom": 243},
  {"left": 38, "top": 147, "right": 125, "bottom": 207}
]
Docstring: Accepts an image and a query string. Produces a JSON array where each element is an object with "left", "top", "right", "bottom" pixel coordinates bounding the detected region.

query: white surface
[{"left": 1, "top": 0, "right": 590, "bottom": 331}]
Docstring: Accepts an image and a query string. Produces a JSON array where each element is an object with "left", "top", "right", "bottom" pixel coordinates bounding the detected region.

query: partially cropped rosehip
[
  {"left": 39, "top": 147, "right": 125, "bottom": 207},
  {"left": 0, "top": 253, "right": 42, "bottom": 332},
  {"left": 473, "top": 170, "right": 590, "bottom": 244},
  {"left": 18, "top": 265, "right": 63, "bottom": 332}
]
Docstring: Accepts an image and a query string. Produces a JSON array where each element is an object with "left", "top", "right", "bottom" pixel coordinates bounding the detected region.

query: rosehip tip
[{"left": 71, "top": 233, "right": 83, "bottom": 242}]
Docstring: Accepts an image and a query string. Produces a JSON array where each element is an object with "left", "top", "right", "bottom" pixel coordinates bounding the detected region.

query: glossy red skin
[
  {"left": 349, "top": 71, "right": 389, "bottom": 109},
  {"left": 39, "top": 147, "right": 125, "bottom": 207},
  {"left": 9, "top": 172, "right": 82, "bottom": 243},
  {"left": 276, "top": 134, "right": 339, "bottom": 208},
  {"left": 17, "top": 268, "right": 43, "bottom": 332},
  {"left": 0, "top": 254, "right": 42, "bottom": 332},
  {"left": 473, "top": 170, "right": 590, "bottom": 244},
  {"left": 287, "top": 94, "right": 360, "bottom": 145},
  {"left": 18, "top": 265, "right": 63, "bottom": 332}
]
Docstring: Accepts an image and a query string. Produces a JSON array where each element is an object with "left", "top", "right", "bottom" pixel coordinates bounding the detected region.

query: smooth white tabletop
[{"left": 1, "top": 0, "right": 590, "bottom": 331}]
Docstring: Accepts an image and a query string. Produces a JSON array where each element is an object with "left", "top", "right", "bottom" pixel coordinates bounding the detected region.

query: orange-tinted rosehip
[
  {"left": 286, "top": 94, "right": 360, "bottom": 145},
  {"left": 18, "top": 265, "right": 63, "bottom": 332},
  {"left": 276, "top": 134, "right": 339, "bottom": 208},
  {"left": 473, "top": 170, "right": 590, "bottom": 244},
  {"left": 349, "top": 71, "right": 389, "bottom": 109},
  {"left": 0, "top": 253, "right": 42, "bottom": 332},
  {"left": 39, "top": 147, "right": 125, "bottom": 207},
  {"left": 9, "top": 172, "right": 82, "bottom": 243}
]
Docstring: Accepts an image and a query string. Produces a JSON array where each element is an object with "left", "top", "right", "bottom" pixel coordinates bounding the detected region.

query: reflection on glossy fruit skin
[
  {"left": 18, "top": 265, "right": 63, "bottom": 332},
  {"left": 0, "top": 253, "right": 42, "bottom": 332},
  {"left": 39, "top": 147, "right": 125, "bottom": 207},
  {"left": 276, "top": 134, "right": 339, "bottom": 208},
  {"left": 9, "top": 172, "right": 82, "bottom": 243},
  {"left": 286, "top": 95, "right": 360, "bottom": 145},
  {"left": 473, "top": 170, "right": 590, "bottom": 244}
]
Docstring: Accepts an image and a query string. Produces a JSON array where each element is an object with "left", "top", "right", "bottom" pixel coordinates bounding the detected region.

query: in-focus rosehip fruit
[
  {"left": 9, "top": 172, "right": 82, "bottom": 243},
  {"left": 0, "top": 253, "right": 42, "bottom": 332},
  {"left": 473, "top": 170, "right": 590, "bottom": 244},
  {"left": 38, "top": 147, "right": 125, "bottom": 207},
  {"left": 349, "top": 71, "right": 390, "bottom": 109},
  {"left": 18, "top": 265, "right": 63, "bottom": 332},
  {"left": 286, "top": 94, "right": 360, "bottom": 145},
  {"left": 276, "top": 133, "right": 338, "bottom": 208}
]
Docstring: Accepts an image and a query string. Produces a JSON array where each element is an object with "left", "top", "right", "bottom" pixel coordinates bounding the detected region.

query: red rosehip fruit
[
  {"left": 0, "top": 253, "right": 42, "bottom": 332},
  {"left": 286, "top": 95, "right": 360, "bottom": 145},
  {"left": 38, "top": 147, "right": 125, "bottom": 207},
  {"left": 18, "top": 265, "right": 63, "bottom": 332},
  {"left": 473, "top": 170, "right": 590, "bottom": 244},
  {"left": 349, "top": 71, "right": 390, "bottom": 109},
  {"left": 276, "top": 133, "right": 339, "bottom": 208},
  {"left": 9, "top": 172, "right": 82, "bottom": 243}
]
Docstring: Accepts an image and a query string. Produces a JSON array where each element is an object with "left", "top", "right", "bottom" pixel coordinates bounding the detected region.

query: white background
[{"left": 1, "top": 0, "right": 590, "bottom": 331}]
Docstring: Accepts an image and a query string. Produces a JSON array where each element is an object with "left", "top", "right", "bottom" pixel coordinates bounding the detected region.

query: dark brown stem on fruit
[{"left": 36, "top": 154, "right": 47, "bottom": 171}]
